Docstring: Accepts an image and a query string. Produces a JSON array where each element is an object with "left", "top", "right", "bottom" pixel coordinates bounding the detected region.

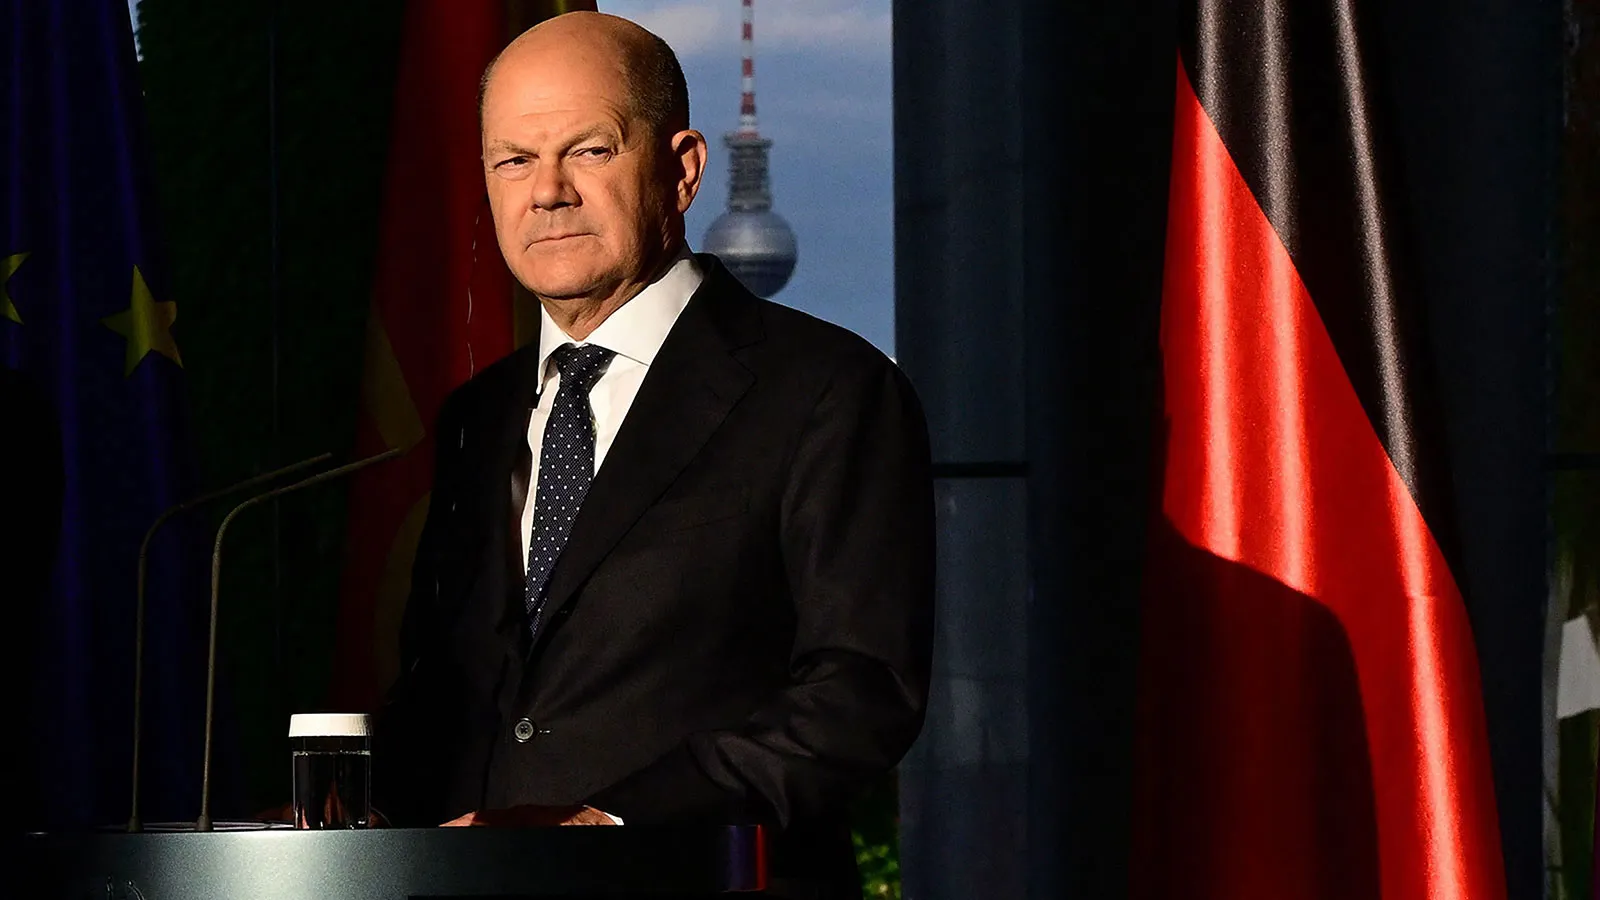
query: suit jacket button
[{"left": 513, "top": 718, "right": 536, "bottom": 743}]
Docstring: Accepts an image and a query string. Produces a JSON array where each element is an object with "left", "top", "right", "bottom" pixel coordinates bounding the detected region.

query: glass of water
[{"left": 290, "top": 713, "right": 371, "bottom": 829}]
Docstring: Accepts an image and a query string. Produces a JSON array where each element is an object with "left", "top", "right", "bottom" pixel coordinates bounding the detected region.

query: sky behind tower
[{"left": 600, "top": 0, "right": 896, "bottom": 352}]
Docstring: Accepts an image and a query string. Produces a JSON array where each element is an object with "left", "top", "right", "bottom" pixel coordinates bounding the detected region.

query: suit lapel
[
  {"left": 473, "top": 341, "right": 543, "bottom": 644},
  {"left": 535, "top": 264, "right": 762, "bottom": 638}
]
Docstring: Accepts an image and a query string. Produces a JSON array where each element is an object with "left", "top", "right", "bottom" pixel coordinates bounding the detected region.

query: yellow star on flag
[
  {"left": 2, "top": 252, "right": 27, "bottom": 324},
  {"left": 102, "top": 265, "right": 183, "bottom": 376}
]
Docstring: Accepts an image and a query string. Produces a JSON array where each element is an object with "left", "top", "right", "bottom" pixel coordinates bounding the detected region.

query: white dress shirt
[{"left": 517, "top": 251, "right": 704, "bottom": 573}]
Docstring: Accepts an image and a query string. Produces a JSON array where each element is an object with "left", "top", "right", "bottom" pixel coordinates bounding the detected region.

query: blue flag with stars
[{"left": 2, "top": 0, "right": 206, "bottom": 827}]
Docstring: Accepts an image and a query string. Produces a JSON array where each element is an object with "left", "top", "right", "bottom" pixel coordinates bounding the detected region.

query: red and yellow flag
[
  {"left": 332, "top": 1, "right": 595, "bottom": 710},
  {"left": 1132, "top": 1, "right": 1506, "bottom": 897}
]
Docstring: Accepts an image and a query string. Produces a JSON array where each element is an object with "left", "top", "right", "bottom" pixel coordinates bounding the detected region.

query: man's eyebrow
[
  {"left": 485, "top": 126, "right": 620, "bottom": 159},
  {"left": 485, "top": 139, "right": 537, "bottom": 158},
  {"left": 564, "top": 125, "right": 618, "bottom": 146}
]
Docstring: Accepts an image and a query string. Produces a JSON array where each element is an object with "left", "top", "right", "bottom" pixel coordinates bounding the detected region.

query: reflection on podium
[{"left": 20, "top": 824, "right": 767, "bottom": 898}]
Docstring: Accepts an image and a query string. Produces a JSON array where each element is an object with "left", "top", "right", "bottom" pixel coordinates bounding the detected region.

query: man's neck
[{"left": 540, "top": 242, "right": 686, "bottom": 341}]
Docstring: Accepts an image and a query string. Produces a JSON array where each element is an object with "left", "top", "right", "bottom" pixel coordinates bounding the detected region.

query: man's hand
[
  {"left": 440, "top": 805, "right": 618, "bottom": 827},
  {"left": 253, "top": 802, "right": 294, "bottom": 824}
]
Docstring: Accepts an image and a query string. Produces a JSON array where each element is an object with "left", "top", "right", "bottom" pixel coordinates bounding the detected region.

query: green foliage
[
  {"left": 1554, "top": 711, "right": 1598, "bottom": 900},
  {"left": 853, "top": 828, "right": 902, "bottom": 899},
  {"left": 851, "top": 771, "right": 903, "bottom": 899}
]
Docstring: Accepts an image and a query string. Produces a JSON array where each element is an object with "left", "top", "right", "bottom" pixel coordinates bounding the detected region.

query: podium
[{"left": 19, "top": 824, "right": 767, "bottom": 898}]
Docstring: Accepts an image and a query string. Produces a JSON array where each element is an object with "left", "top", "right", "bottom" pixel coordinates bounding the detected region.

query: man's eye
[
  {"left": 575, "top": 146, "right": 610, "bottom": 159},
  {"left": 491, "top": 156, "right": 534, "bottom": 181}
]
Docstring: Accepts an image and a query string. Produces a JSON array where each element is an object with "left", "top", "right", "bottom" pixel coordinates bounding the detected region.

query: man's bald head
[{"left": 479, "top": 12, "right": 689, "bottom": 138}]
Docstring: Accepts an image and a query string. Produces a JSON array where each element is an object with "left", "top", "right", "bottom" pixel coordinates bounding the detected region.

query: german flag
[
  {"left": 331, "top": 1, "right": 595, "bottom": 711},
  {"left": 1132, "top": 1, "right": 1507, "bottom": 897}
]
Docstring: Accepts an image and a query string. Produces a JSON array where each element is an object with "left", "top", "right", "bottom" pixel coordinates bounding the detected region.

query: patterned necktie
[{"left": 524, "top": 342, "right": 615, "bottom": 639}]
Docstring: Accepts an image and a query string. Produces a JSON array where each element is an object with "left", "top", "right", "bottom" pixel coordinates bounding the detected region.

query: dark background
[
  {"left": 135, "top": 0, "right": 403, "bottom": 807},
  {"left": 891, "top": 0, "right": 1590, "bottom": 897},
  {"left": 18, "top": 0, "right": 1588, "bottom": 896}
]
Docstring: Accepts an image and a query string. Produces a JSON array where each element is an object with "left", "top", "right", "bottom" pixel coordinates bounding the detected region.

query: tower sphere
[
  {"left": 704, "top": 209, "right": 796, "bottom": 298},
  {"left": 701, "top": 0, "right": 797, "bottom": 298}
]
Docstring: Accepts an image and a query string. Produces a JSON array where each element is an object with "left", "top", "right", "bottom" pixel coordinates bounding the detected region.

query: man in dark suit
[{"left": 374, "top": 12, "right": 933, "bottom": 896}]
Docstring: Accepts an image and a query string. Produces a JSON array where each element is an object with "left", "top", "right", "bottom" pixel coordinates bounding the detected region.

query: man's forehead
[
  {"left": 491, "top": 78, "right": 623, "bottom": 111},
  {"left": 488, "top": 46, "right": 628, "bottom": 105},
  {"left": 483, "top": 61, "right": 638, "bottom": 133},
  {"left": 482, "top": 101, "right": 629, "bottom": 147}
]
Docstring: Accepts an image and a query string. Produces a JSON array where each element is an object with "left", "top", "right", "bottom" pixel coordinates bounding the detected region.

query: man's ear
[{"left": 668, "top": 129, "right": 709, "bottom": 214}]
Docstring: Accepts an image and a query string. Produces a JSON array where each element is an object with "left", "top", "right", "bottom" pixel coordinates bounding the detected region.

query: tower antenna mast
[{"left": 702, "top": 0, "right": 797, "bottom": 297}]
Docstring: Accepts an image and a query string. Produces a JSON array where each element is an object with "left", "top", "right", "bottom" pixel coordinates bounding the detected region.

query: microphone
[
  {"left": 128, "top": 452, "right": 334, "bottom": 833},
  {"left": 196, "top": 446, "right": 405, "bottom": 832}
]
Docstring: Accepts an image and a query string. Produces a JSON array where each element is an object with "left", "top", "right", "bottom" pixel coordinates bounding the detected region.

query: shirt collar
[{"left": 535, "top": 247, "right": 703, "bottom": 387}]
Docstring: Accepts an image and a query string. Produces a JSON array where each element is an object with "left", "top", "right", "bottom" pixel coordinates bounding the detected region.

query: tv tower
[{"left": 702, "top": 0, "right": 797, "bottom": 298}]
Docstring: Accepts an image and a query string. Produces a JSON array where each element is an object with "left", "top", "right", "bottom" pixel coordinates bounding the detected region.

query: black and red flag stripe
[{"left": 1132, "top": 0, "right": 1507, "bottom": 898}]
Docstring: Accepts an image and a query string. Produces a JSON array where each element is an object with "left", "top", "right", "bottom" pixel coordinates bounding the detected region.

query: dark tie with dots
[{"left": 524, "top": 343, "right": 615, "bottom": 640}]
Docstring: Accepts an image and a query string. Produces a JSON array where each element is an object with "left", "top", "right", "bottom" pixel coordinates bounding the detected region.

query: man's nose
[{"left": 529, "top": 160, "right": 578, "bottom": 210}]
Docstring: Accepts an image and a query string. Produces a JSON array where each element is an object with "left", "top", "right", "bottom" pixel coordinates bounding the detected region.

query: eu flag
[{"left": 2, "top": 0, "right": 203, "bottom": 827}]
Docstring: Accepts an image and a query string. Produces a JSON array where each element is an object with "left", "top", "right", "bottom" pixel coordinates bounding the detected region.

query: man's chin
[
  {"left": 518, "top": 275, "right": 609, "bottom": 303},
  {"left": 511, "top": 258, "right": 596, "bottom": 298}
]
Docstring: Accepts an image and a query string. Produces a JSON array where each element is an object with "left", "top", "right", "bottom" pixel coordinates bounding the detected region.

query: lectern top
[{"left": 20, "top": 825, "right": 768, "bottom": 897}]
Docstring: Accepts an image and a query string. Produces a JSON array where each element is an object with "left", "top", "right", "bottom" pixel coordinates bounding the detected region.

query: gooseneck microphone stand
[
  {"left": 196, "top": 447, "right": 403, "bottom": 833},
  {"left": 128, "top": 452, "right": 334, "bottom": 833}
]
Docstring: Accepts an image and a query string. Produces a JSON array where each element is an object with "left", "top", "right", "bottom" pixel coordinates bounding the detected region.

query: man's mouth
[{"left": 530, "top": 232, "right": 588, "bottom": 245}]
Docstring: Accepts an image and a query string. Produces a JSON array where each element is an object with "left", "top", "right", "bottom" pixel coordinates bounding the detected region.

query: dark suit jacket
[{"left": 375, "top": 256, "right": 935, "bottom": 897}]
